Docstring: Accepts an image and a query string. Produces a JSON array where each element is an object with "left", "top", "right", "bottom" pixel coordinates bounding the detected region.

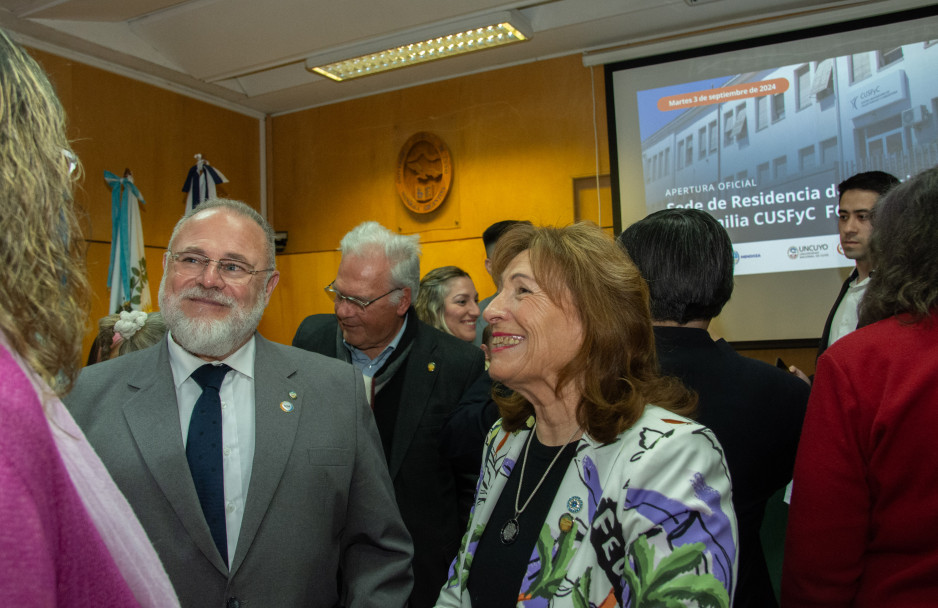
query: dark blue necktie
[{"left": 187, "top": 363, "right": 231, "bottom": 565}]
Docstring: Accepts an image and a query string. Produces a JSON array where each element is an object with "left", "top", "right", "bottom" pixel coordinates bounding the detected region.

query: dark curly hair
[{"left": 859, "top": 166, "right": 938, "bottom": 327}]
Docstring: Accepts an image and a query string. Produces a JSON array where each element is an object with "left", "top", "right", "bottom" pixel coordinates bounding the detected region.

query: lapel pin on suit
[
  {"left": 289, "top": 391, "right": 297, "bottom": 399},
  {"left": 427, "top": 362, "right": 436, "bottom": 372},
  {"left": 280, "top": 401, "right": 294, "bottom": 412}
]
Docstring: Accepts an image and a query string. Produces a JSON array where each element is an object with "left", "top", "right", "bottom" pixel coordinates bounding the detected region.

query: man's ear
[
  {"left": 263, "top": 271, "right": 281, "bottom": 305},
  {"left": 395, "top": 287, "right": 412, "bottom": 316},
  {"left": 484, "top": 258, "right": 493, "bottom": 277}
]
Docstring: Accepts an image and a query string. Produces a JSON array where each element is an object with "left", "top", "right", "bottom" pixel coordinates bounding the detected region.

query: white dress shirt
[
  {"left": 167, "top": 332, "right": 257, "bottom": 567},
  {"left": 828, "top": 275, "right": 870, "bottom": 348}
]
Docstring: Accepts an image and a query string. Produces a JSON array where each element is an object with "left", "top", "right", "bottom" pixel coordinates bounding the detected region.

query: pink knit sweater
[{"left": 0, "top": 340, "right": 177, "bottom": 606}]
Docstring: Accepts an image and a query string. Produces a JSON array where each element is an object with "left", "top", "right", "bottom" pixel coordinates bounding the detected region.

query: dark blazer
[
  {"left": 66, "top": 334, "right": 413, "bottom": 608},
  {"left": 293, "top": 312, "right": 486, "bottom": 608},
  {"left": 817, "top": 268, "right": 859, "bottom": 359},
  {"left": 654, "top": 326, "right": 809, "bottom": 608},
  {"left": 439, "top": 370, "right": 500, "bottom": 494}
]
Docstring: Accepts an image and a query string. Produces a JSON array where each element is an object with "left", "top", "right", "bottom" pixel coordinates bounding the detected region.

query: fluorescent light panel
[{"left": 307, "top": 11, "right": 531, "bottom": 82}]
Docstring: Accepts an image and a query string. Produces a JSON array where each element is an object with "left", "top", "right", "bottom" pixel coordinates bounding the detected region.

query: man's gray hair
[
  {"left": 340, "top": 221, "right": 421, "bottom": 303},
  {"left": 167, "top": 198, "right": 277, "bottom": 270}
]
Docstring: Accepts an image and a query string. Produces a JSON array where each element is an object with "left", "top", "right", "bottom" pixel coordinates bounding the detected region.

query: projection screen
[{"left": 606, "top": 4, "right": 938, "bottom": 343}]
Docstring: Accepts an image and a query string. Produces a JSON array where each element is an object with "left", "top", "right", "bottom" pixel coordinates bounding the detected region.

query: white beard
[{"left": 158, "top": 275, "right": 267, "bottom": 358}]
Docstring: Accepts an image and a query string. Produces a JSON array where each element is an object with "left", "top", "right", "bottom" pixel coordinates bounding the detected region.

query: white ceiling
[{"left": 0, "top": 0, "right": 924, "bottom": 116}]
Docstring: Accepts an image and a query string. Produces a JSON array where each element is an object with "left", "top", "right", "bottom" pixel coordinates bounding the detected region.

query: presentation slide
[
  {"left": 634, "top": 48, "right": 936, "bottom": 275},
  {"left": 606, "top": 6, "right": 938, "bottom": 341}
]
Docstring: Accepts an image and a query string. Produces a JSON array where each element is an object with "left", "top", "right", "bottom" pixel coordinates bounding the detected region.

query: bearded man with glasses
[
  {"left": 293, "top": 220, "right": 487, "bottom": 608},
  {"left": 67, "top": 199, "right": 413, "bottom": 608}
]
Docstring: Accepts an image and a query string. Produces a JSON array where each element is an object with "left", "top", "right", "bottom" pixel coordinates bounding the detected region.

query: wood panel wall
[
  {"left": 265, "top": 54, "right": 611, "bottom": 343},
  {"left": 29, "top": 46, "right": 816, "bottom": 371},
  {"left": 29, "top": 48, "right": 262, "bottom": 359}
]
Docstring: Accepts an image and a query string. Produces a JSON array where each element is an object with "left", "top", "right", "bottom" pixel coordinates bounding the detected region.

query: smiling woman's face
[
  {"left": 482, "top": 250, "right": 583, "bottom": 396},
  {"left": 442, "top": 276, "right": 479, "bottom": 341}
]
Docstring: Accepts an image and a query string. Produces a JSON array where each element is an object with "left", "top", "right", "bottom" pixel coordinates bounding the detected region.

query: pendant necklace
[{"left": 499, "top": 421, "right": 581, "bottom": 545}]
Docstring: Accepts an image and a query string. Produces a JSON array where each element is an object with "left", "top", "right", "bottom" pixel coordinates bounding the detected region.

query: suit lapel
[
  {"left": 463, "top": 426, "right": 533, "bottom": 574},
  {"left": 387, "top": 329, "right": 437, "bottom": 479},
  {"left": 819, "top": 268, "right": 858, "bottom": 357},
  {"left": 121, "top": 342, "right": 228, "bottom": 574},
  {"left": 230, "top": 336, "right": 302, "bottom": 574},
  {"left": 469, "top": 431, "right": 601, "bottom": 568},
  {"left": 475, "top": 428, "right": 524, "bottom": 528}
]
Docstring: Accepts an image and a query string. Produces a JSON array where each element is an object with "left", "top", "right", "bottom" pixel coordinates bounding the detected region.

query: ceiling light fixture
[{"left": 306, "top": 10, "right": 532, "bottom": 82}]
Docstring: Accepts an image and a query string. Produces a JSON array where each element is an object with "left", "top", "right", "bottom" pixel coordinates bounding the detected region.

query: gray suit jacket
[
  {"left": 66, "top": 334, "right": 413, "bottom": 608},
  {"left": 293, "top": 313, "right": 485, "bottom": 608}
]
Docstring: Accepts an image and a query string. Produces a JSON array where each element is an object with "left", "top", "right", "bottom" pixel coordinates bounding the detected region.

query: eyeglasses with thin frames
[
  {"left": 167, "top": 251, "right": 274, "bottom": 285},
  {"left": 324, "top": 281, "right": 401, "bottom": 312}
]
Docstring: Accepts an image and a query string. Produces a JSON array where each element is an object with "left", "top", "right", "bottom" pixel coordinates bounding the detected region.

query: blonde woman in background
[
  {"left": 0, "top": 29, "right": 178, "bottom": 606},
  {"left": 415, "top": 266, "right": 481, "bottom": 342},
  {"left": 88, "top": 310, "right": 168, "bottom": 364}
]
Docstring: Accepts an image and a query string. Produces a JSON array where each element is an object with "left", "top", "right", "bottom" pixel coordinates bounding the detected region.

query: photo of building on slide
[{"left": 638, "top": 39, "right": 938, "bottom": 275}]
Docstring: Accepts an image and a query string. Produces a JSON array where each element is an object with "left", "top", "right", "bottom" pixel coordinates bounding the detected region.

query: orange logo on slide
[{"left": 657, "top": 79, "right": 790, "bottom": 112}]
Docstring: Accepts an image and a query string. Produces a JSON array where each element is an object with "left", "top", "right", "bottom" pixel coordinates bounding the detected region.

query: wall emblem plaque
[{"left": 396, "top": 132, "right": 453, "bottom": 214}]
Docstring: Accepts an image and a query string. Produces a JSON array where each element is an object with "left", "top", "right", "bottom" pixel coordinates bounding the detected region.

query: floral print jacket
[{"left": 435, "top": 404, "right": 738, "bottom": 608}]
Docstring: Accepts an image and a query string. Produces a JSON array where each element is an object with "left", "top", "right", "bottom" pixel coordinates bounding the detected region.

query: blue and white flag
[
  {"left": 182, "top": 153, "right": 228, "bottom": 213},
  {"left": 104, "top": 169, "right": 152, "bottom": 312}
]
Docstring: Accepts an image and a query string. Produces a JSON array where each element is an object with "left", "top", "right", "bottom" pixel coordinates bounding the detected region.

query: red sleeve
[{"left": 782, "top": 353, "right": 870, "bottom": 607}]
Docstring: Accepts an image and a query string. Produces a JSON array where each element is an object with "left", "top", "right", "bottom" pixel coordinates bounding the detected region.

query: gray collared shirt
[{"left": 343, "top": 316, "right": 409, "bottom": 378}]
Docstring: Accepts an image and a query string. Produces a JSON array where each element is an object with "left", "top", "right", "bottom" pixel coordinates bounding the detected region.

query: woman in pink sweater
[
  {"left": 783, "top": 166, "right": 938, "bottom": 607},
  {"left": 0, "top": 29, "right": 178, "bottom": 606}
]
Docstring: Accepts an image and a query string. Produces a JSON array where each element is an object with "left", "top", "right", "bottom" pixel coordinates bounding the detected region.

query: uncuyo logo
[{"left": 787, "top": 246, "right": 799, "bottom": 260}]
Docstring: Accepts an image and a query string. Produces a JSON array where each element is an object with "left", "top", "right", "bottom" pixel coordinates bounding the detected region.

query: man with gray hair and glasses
[
  {"left": 293, "top": 220, "right": 486, "bottom": 608},
  {"left": 68, "top": 200, "right": 413, "bottom": 608}
]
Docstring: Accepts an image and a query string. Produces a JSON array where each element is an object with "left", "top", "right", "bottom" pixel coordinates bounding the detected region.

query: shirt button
[
  {"left": 221, "top": 401, "right": 227, "bottom": 409},
  {"left": 226, "top": 502, "right": 235, "bottom": 513},
  {"left": 223, "top": 447, "right": 231, "bottom": 456}
]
